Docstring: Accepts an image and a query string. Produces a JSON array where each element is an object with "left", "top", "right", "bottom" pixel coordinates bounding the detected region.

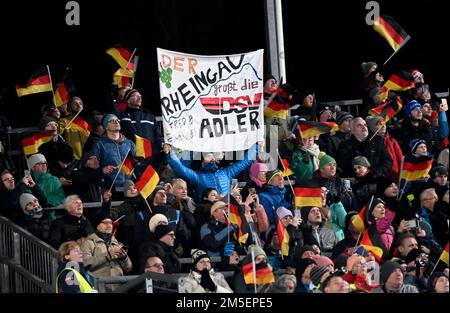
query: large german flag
[
  {"left": 106, "top": 46, "right": 133, "bottom": 68},
  {"left": 280, "top": 158, "right": 294, "bottom": 177},
  {"left": 352, "top": 205, "right": 368, "bottom": 234},
  {"left": 297, "top": 121, "right": 339, "bottom": 139},
  {"left": 276, "top": 220, "right": 290, "bottom": 256},
  {"left": 439, "top": 243, "right": 449, "bottom": 265},
  {"left": 264, "top": 86, "right": 292, "bottom": 119},
  {"left": 242, "top": 253, "right": 275, "bottom": 285},
  {"left": 135, "top": 134, "right": 152, "bottom": 159},
  {"left": 113, "top": 55, "right": 139, "bottom": 87},
  {"left": 53, "top": 75, "right": 74, "bottom": 107},
  {"left": 228, "top": 195, "right": 250, "bottom": 244},
  {"left": 133, "top": 160, "right": 160, "bottom": 199},
  {"left": 384, "top": 71, "right": 415, "bottom": 92},
  {"left": 21, "top": 131, "right": 54, "bottom": 156},
  {"left": 16, "top": 67, "right": 53, "bottom": 97},
  {"left": 373, "top": 15, "right": 410, "bottom": 51},
  {"left": 294, "top": 180, "right": 322, "bottom": 208},
  {"left": 69, "top": 116, "right": 90, "bottom": 137},
  {"left": 369, "top": 96, "right": 403, "bottom": 123},
  {"left": 400, "top": 154, "right": 433, "bottom": 181},
  {"left": 360, "top": 224, "right": 385, "bottom": 262}
]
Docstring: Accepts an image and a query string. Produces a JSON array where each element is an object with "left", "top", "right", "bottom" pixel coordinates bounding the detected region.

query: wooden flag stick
[
  {"left": 47, "top": 65, "right": 55, "bottom": 99},
  {"left": 144, "top": 198, "right": 153, "bottom": 214},
  {"left": 109, "top": 148, "right": 131, "bottom": 193},
  {"left": 396, "top": 157, "right": 405, "bottom": 200}
]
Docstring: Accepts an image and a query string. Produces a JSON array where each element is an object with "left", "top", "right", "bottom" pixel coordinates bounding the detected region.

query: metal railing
[{"left": 0, "top": 216, "right": 58, "bottom": 293}]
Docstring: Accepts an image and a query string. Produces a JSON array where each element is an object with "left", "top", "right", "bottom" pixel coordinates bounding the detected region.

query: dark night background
[{"left": 0, "top": 0, "right": 448, "bottom": 128}]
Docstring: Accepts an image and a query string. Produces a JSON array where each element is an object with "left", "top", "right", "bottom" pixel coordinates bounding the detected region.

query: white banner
[{"left": 157, "top": 48, "right": 264, "bottom": 152}]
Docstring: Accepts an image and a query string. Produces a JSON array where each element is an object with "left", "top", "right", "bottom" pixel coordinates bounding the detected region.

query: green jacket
[
  {"left": 291, "top": 148, "right": 314, "bottom": 180},
  {"left": 329, "top": 202, "right": 347, "bottom": 241},
  {"left": 32, "top": 172, "right": 66, "bottom": 207}
]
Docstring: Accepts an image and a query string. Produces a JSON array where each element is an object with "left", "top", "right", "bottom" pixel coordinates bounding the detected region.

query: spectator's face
[
  {"left": 145, "top": 257, "right": 165, "bottom": 274},
  {"left": 85, "top": 155, "right": 100, "bottom": 169},
  {"left": 411, "top": 108, "right": 423, "bottom": 121},
  {"left": 320, "top": 187, "right": 328, "bottom": 206},
  {"left": 421, "top": 103, "right": 432, "bottom": 118},
  {"left": 255, "top": 255, "right": 267, "bottom": 265},
  {"left": 386, "top": 268, "right": 404, "bottom": 289},
  {"left": 351, "top": 119, "right": 369, "bottom": 140},
  {"left": 160, "top": 231, "right": 175, "bottom": 247},
  {"left": 371, "top": 203, "right": 386, "bottom": 219},
  {"left": 97, "top": 219, "right": 113, "bottom": 234},
  {"left": 320, "top": 110, "right": 332, "bottom": 122},
  {"left": 384, "top": 183, "right": 398, "bottom": 198},
  {"left": 301, "top": 250, "right": 316, "bottom": 259},
  {"left": 1, "top": 173, "right": 15, "bottom": 191},
  {"left": 269, "top": 173, "right": 284, "bottom": 189},
  {"left": 45, "top": 121, "right": 58, "bottom": 134},
  {"left": 301, "top": 137, "right": 314, "bottom": 147},
  {"left": 24, "top": 198, "right": 40, "bottom": 212},
  {"left": 422, "top": 191, "right": 438, "bottom": 210},
  {"left": 257, "top": 171, "right": 267, "bottom": 183},
  {"left": 212, "top": 206, "right": 227, "bottom": 224},
  {"left": 434, "top": 276, "right": 449, "bottom": 293},
  {"left": 285, "top": 279, "right": 296, "bottom": 293},
  {"left": 32, "top": 161, "right": 48, "bottom": 174},
  {"left": 66, "top": 198, "right": 83, "bottom": 217},
  {"left": 173, "top": 181, "right": 188, "bottom": 200},
  {"left": 398, "top": 237, "right": 418, "bottom": 257},
  {"left": 53, "top": 108, "right": 61, "bottom": 119},
  {"left": 106, "top": 117, "right": 121, "bottom": 132},
  {"left": 353, "top": 165, "right": 369, "bottom": 177},
  {"left": 127, "top": 92, "right": 143, "bottom": 109},
  {"left": 127, "top": 184, "right": 139, "bottom": 198},
  {"left": 340, "top": 118, "right": 352, "bottom": 133},
  {"left": 320, "top": 162, "right": 336, "bottom": 179},
  {"left": 195, "top": 258, "right": 212, "bottom": 272},
  {"left": 433, "top": 174, "right": 448, "bottom": 186},
  {"left": 71, "top": 99, "right": 83, "bottom": 112},
  {"left": 324, "top": 276, "right": 348, "bottom": 293},
  {"left": 307, "top": 207, "right": 322, "bottom": 225},
  {"left": 202, "top": 153, "right": 216, "bottom": 166},
  {"left": 415, "top": 143, "right": 427, "bottom": 156},
  {"left": 67, "top": 245, "right": 83, "bottom": 263},
  {"left": 154, "top": 190, "right": 167, "bottom": 205},
  {"left": 303, "top": 94, "right": 314, "bottom": 108},
  {"left": 375, "top": 118, "right": 386, "bottom": 136},
  {"left": 280, "top": 215, "right": 293, "bottom": 228},
  {"left": 206, "top": 190, "right": 219, "bottom": 202},
  {"left": 413, "top": 72, "right": 424, "bottom": 84},
  {"left": 264, "top": 78, "right": 277, "bottom": 94}
]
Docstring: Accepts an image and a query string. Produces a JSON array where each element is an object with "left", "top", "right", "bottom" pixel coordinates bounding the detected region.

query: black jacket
[
  {"left": 48, "top": 212, "right": 94, "bottom": 248},
  {"left": 337, "top": 135, "right": 393, "bottom": 178},
  {"left": 16, "top": 212, "right": 52, "bottom": 241},
  {"left": 395, "top": 118, "right": 438, "bottom": 156},
  {"left": 138, "top": 239, "right": 181, "bottom": 274},
  {"left": 0, "top": 182, "right": 48, "bottom": 220},
  {"left": 71, "top": 166, "right": 107, "bottom": 204}
]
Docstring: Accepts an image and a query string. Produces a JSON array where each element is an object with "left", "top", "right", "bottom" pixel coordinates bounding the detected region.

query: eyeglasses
[
  {"left": 36, "top": 162, "right": 47, "bottom": 166},
  {"left": 166, "top": 233, "right": 176, "bottom": 238},
  {"left": 101, "top": 220, "right": 114, "bottom": 225},
  {"left": 2, "top": 177, "right": 15, "bottom": 182},
  {"left": 148, "top": 263, "right": 164, "bottom": 268},
  {"left": 108, "top": 119, "right": 120, "bottom": 123}
]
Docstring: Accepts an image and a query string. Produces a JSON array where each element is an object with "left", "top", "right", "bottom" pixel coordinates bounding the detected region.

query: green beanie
[{"left": 319, "top": 154, "right": 336, "bottom": 170}]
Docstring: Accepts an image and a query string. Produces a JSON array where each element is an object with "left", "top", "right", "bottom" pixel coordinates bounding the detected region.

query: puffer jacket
[
  {"left": 32, "top": 172, "right": 66, "bottom": 207},
  {"left": 80, "top": 232, "right": 132, "bottom": 291},
  {"left": 258, "top": 184, "right": 290, "bottom": 225},
  {"left": 301, "top": 225, "right": 339, "bottom": 258},
  {"left": 183, "top": 269, "right": 233, "bottom": 293},
  {"left": 116, "top": 107, "right": 164, "bottom": 155},
  {"left": 166, "top": 144, "right": 258, "bottom": 201},
  {"left": 92, "top": 134, "right": 136, "bottom": 188}
]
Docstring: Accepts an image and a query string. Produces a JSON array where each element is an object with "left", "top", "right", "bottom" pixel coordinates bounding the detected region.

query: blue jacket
[
  {"left": 258, "top": 184, "right": 291, "bottom": 225},
  {"left": 92, "top": 134, "right": 136, "bottom": 188},
  {"left": 166, "top": 144, "right": 258, "bottom": 200},
  {"left": 433, "top": 111, "right": 449, "bottom": 140}
]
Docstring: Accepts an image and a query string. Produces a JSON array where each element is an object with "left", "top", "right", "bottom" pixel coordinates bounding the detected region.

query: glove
[
  {"left": 200, "top": 269, "right": 217, "bottom": 292},
  {"left": 223, "top": 242, "right": 235, "bottom": 257}
]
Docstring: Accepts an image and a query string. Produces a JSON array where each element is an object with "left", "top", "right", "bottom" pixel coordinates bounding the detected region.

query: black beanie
[
  {"left": 300, "top": 206, "right": 314, "bottom": 222},
  {"left": 93, "top": 211, "right": 113, "bottom": 227},
  {"left": 376, "top": 177, "right": 395, "bottom": 197},
  {"left": 38, "top": 116, "right": 57, "bottom": 130},
  {"left": 380, "top": 261, "right": 401, "bottom": 285},
  {"left": 124, "top": 88, "right": 139, "bottom": 103},
  {"left": 295, "top": 258, "right": 316, "bottom": 280},
  {"left": 365, "top": 197, "right": 385, "bottom": 223},
  {"left": 154, "top": 224, "right": 173, "bottom": 240}
]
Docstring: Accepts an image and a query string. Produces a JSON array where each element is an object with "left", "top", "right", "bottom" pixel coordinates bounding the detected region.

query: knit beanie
[
  {"left": 429, "top": 164, "right": 448, "bottom": 180},
  {"left": 102, "top": 114, "right": 117, "bottom": 129},
  {"left": 404, "top": 100, "right": 422, "bottom": 117},
  {"left": 310, "top": 266, "right": 330, "bottom": 286},
  {"left": 19, "top": 193, "right": 38, "bottom": 210},
  {"left": 380, "top": 261, "right": 401, "bottom": 285},
  {"left": 365, "top": 196, "right": 385, "bottom": 222},
  {"left": 38, "top": 116, "right": 57, "bottom": 131},
  {"left": 123, "top": 180, "right": 136, "bottom": 197},
  {"left": 409, "top": 139, "right": 427, "bottom": 154},
  {"left": 295, "top": 258, "right": 317, "bottom": 280},
  {"left": 335, "top": 111, "right": 353, "bottom": 126},
  {"left": 365, "top": 115, "right": 383, "bottom": 133},
  {"left": 28, "top": 153, "right": 47, "bottom": 169},
  {"left": 361, "top": 62, "right": 377, "bottom": 76},
  {"left": 148, "top": 213, "right": 168, "bottom": 233},
  {"left": 154, "top": 224, "right": 173, "bottom": 240},
  {"left": 319, "top": 154, "right": 336, "bottom": 170},
  {"left": 266, "top": 169, "right": 282, "bottom": 184},
  {"left": 276, "top": 206, "right": 293, "bottom": 220},
  {"left": 124, "top": 89, "right": 139, "bottom": 103},
  {"left": 429, "top": 272, "right": 447, "bottom": 290},
  {"left": 191, "top": 249, "right": 210, "bottom": 268},
  {"left": 248, "top": 244, "right": 267, "bottom": 259},
  {"left": 375, "top": 177, "right": 396, "bottom": 197},
  {"left": 300, "top": 206, "right": 314, "bottom": 222},
  {"left": 352, "top": 156, "right": 371, "bottom": 168},
  {"left": 93, "top": 211, "right": 114, "bottom": 227}
]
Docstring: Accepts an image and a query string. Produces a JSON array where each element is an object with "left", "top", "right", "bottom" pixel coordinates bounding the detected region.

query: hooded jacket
[{"left": 258, "top": 184, "right": 290, "bottom": 225}]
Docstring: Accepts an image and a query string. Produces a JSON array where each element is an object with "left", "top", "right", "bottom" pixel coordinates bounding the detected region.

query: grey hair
[
  {"left": 350, "top": 117, "right": 365, "bottom": 131},
  {"left": 420, "top": 188, "right": 436, "bottom": 207},
  {"left": 64, "top": 195, "right": 81, "bottom": 209},
  {"left": 274, "top": 274, "right": 297, "bottom": 292}
]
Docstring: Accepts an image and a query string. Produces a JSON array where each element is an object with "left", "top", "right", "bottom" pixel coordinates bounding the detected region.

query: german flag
[
  {"left": 69, "top": 116, "right": 90, "bottom": 137},
  {"left": 106, "top": 46, "right": 133, "bottom": 68},
  {"left": 133, "top": 159, "right": 160, "bottom": 199},
  {"left": 16, "top": 67, "right": 53, "bottom": 97},
  {"left": 242, "top": 253, "right": 275, "bottom": 285},
  {"left": 294, "top": 180, "right": 322, "bottom": 208},
  {"left": 352, "top": 206, "right": 367, "bottom": 234},
  {"left": 280, "top": 158, "right": 294, "bottom": 177},
  {"left": 276, "top": 220, "right": 290, "bottom": 256},
  {"left": 53, "top": 75, "right": 74, "bottom": 107},
  {"left": 264, "top": 86, "right": 293, "bottom": 119},
  {"left": 369, "top": 96, "right": 403, "bottom": 123},
  {"left": 439, "top": 242, "right": 449, "bottom": 266},
  {"left": 228, "top": 195, "right": 250, "bottom": 244},
  {"left": 135, "top": 134, "right": 152, "bottom": 159},
  {"left": 113, "top": 55, "right": 139, "bottom": 87},
  {"left": 119, "top": 156, "right": 135, "bottom": 177},
  {"left": 21, "top": 131, "right": 54, "bottom": 156},
  {"left": 400, "top": 154, "right": 433, "bottom": 181},
  {"left": 384, "top": 71, "right": 415, "bottom": 92},
  {"left": 373, "top": 15, "right": 410, "bottom": 51},
  {"left": 297, "top": 121, "right": 339, "bottom": 139},
  {"left": 360, "top": 224, "right": 385, "bottom": 262}
]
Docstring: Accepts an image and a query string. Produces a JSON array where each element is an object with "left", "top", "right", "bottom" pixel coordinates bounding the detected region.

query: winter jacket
[
  {"left": 60, "top": 114, "right": 89, "bottom": 160},
  {"left": 138, "top": 239, "right": 181, "bottom": 274},
  {"left": 301, "top": 225, "right": 339, "bottom": 257},
  {"left": 183, "top": 269, "right": 233, "bottom": 293},
  {"left": 336, "top": 135, "right": 393, "bottom": 178},
  {"left": 38, "top": 138, "right": 74, "bottom": 177},
  {"left": 71, "top": 165, "right": 108, "bottom": 204},
  {"left": 328, "top": 202, "right": 347, "bottom": 241},
  {"left": 170, "top": 199, "right": 197, "bottom": 257},
  {"left": 92, "top": 134, "right": 136, "bottom": 188},
  {"left": 116, "top": 107, "right": 164, "bottom": 156},
  {"left": 291, "top": 148, "right": 315, "bottom": 180},
  {"left": 166, "top": 144, "right": 258, "bottom": 201},
  {"left": 384, "top": 133, "right": 403, "bottom": 179},
  {"left": 0, "top": 182, "right": 48, "bottom": 220},
  {"left": 325, "top": 131, "right": 349, "bottom": 158},
  {"left": 80, "top": 232, "right": 132, "bottom": 291},
  {"left": 396, "top": 118, "right": 438, "bottom": 156},
  {"left": 372, "top": 284, "right": 418, "bottom": 293},
  {"left": 314, "top": 172, "right": 353, "bottom": 211},
  {"left": 258, "top": 184, "right": 291, "bottom": 225},
  {"left": 31, "top": 172, "right": 66, "bottom": 207},
  {"left": 200, "top": 219, "right": 236, "bottom": 256},
  {"left": 15, "top": 212, "right": 52, "bottom": 241},
  {"left": 48, "top": 211, "right": 95, "bottom": 248},
  {"left": 352, "top": 173, "right": 378, "bottom": 209}
]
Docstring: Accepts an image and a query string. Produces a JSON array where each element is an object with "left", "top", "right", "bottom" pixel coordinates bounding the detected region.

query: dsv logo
[{"left": 199, "top": 93, "right": 262, "bottom": 115}]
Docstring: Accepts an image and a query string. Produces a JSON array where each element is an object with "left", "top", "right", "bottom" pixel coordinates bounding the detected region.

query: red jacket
[{"left": 384, "top": 134, "right": 403, "bottom": 179}]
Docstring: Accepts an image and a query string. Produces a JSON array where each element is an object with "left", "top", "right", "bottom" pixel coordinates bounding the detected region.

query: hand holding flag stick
[
  {"left": 109, "top": 148, "right": 131, "bottom": 193},
  {"left": 276, "top": 149, "right": 295, "bottom": 198},
  {"left": 59, "top": 108, "right": 83, "bottom": 135}
]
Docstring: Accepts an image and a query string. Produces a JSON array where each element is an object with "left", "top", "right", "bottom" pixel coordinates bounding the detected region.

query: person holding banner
[{"left": 92, "top": 114, "right": 136, "bottom": 199}]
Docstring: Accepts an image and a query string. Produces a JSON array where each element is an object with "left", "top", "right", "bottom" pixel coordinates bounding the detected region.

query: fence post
[{"left": 13, "top": 231, "right": 22, "bottom": 292}]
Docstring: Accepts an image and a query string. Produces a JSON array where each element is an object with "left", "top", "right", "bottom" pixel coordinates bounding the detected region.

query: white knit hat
[
  {"left": 148, "top": 213, "right": 169, "bottom": 233},
  {"left": 27, "top": 153, "right": 46, "bottom": 169}
]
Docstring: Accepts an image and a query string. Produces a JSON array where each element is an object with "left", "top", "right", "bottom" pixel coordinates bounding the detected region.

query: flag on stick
[
  {"left": 294, "top": 180, "right": 322, "bottom": 208},
  {"left": 242, "top": 253, "right": 275, "bottom": 285},
  {"left": 53, "top": 74, "right": 74, "bottom": 107},
  {"left": 369, "top": 96, "right": 403, "bottom": 123},
  {"left": 133, "top": 159, "right": 160, "bottom": 199},
  {"left": 297, "top": 121, "right": 339, "bottom": 139},
  {"left": 373, "top": 15, "right": 410, "bottom": 51},
  {"left": 106, "top": 46, "right": 132, "bottom": 68},
  {"left": 400, "top": 154, "right": 433, "bottom": 181},
  {"left": 135, "top": 134, "right": 152, "bottom": 158},
  {"left": 276, "top": 220, "right": 290, "bottom": 256},
  {"left": 21, "top": 131, "right": 54, "bottom": 155},
  {"left": 16, "top": 67, "right": 53, "bottom": 97}
]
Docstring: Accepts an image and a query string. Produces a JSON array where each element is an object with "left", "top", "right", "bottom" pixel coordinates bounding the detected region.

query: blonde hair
[{"left": 57, "top": 241, "right": 79, "bottom": 263}]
